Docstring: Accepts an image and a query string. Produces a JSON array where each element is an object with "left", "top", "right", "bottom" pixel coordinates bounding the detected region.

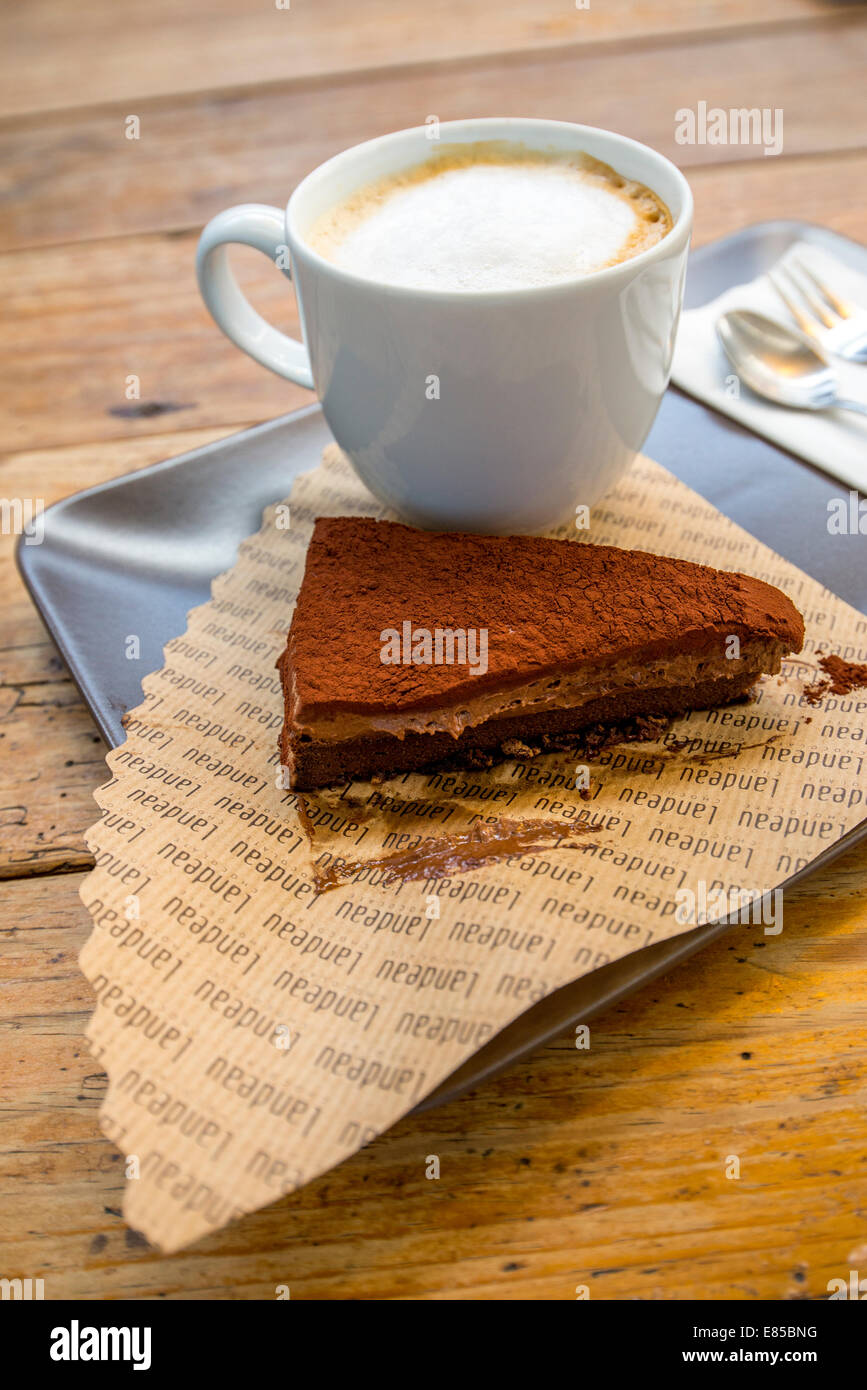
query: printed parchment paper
[{"left": 80, "top": 446, "right": 867, "bottom": 1251}]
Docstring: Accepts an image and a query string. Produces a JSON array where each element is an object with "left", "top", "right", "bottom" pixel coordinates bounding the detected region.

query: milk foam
[{"left": 307, "top": 153, "right": 670, "bottom": 291}]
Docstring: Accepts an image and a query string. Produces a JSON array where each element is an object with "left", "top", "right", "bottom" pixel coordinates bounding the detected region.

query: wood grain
[
  {"left": 690, "top": 148, "right": 867, "bottom": 248},
  {"left": 1, "top": 855, "right": 865, "bottom": 1299},
  {"left": 0, "top": 429, "right": 234, "bottom": 878},
  {"left": 3, "top": 13, "right": 867, "bottom": 251},
  {"left": 0, "top": 0, "right": 842, "bottom": 117},
  {"left": 0, "top": 236, "right": 311, "bottom": 453}
]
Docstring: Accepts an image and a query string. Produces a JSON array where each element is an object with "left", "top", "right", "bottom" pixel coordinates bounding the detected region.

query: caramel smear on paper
[
  {"left": 80, "top": 444, "right": 867, "bottom": 1252},
  {"left": 310, "top": 815, "right": 600, "bottom": 893}
]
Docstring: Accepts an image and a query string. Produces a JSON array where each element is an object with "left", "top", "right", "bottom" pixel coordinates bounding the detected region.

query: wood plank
[
  {"left": 0, "top": 611, "right": 106, "bottom": 878},
  {"left": 2, "top": 15, "right": 866, "bottom": 251},
  {"left": 1, "top": 861, "right": 865, "bottom": 1297},
  {"left": 689, "top": 148, "right": 867, "bottom": 249},
  {"left": 0, "top": 428, "right": 233, "bottom": 522},
  {"left": 0, "top": 0, "right": 840, "bottom": 118},
  {"left": 0, "top": 430, "right": 236, "bottom": 879},
  {"left": 0, "top": 697, "right": 106, "bottom": 879},
  {"left": 1, "top": 234, "right": 311, "bottom": 453}
]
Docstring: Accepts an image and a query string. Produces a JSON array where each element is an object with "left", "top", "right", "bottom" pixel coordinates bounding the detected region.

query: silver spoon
[{"left": 716, "top": 309, "right": 867, "bottom": 417}]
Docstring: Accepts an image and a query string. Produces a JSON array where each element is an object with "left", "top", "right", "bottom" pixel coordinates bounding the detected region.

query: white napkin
[{"left": 672, "top": 241, "right": 867, "bottom": 493}]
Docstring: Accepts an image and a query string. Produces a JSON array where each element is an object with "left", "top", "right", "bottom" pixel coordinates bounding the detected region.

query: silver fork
[{"left": 768, "top": 258, "right": 867, "bottom": 363}]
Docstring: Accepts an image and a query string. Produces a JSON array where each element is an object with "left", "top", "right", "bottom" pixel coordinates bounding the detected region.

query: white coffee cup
[{"left": 197, "top": 118, "right": 693, "bottom": 533}]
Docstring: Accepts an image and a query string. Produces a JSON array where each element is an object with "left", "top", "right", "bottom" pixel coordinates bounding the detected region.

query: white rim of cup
[{"left": 286, "top": 117, "right": 694, "bottom": 302}]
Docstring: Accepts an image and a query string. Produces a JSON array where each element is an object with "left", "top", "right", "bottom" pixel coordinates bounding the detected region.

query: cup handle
[{"left": 196, "top": 204, "right": 314, "bottom": 389}]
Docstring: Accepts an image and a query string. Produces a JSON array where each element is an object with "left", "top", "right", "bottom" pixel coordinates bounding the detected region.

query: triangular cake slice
[{"left": 278, "top": 517, "right": 804, "bottom": 790}]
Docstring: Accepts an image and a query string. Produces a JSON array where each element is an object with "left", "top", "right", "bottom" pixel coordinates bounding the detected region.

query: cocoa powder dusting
[
  {"left": 803, "top": 654, "right": 867, "bottom": 705},
  {"left": 287, "top": 517, "right": 806, "bottom": 717}
]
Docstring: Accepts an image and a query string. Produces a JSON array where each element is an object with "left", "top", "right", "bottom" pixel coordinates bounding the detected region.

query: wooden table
[{"left": 2, "top": 1, "right": 866, "bottom": 1300}]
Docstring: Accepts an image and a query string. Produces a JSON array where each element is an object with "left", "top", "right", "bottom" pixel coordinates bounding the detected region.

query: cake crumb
[
  {"left": 803, "top": 654, "right": 867, "bottom": 705},
  {"left": 501, "top": 739, "right": 541, "bottom": 760}
]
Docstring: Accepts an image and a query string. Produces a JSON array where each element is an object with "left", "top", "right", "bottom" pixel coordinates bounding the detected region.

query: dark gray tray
[{"left": 17, "top": 220, "right": 867, "bottom": 1112}]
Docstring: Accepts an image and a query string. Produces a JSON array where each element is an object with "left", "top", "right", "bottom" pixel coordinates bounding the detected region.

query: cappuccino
[{"left": 306, "top": 142, "right": 671, "bottom": 292}]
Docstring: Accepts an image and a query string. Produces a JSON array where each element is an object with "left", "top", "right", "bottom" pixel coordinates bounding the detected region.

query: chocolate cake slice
[{"left": 278, "top": 518, "right": 804, "bottom": 790}]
